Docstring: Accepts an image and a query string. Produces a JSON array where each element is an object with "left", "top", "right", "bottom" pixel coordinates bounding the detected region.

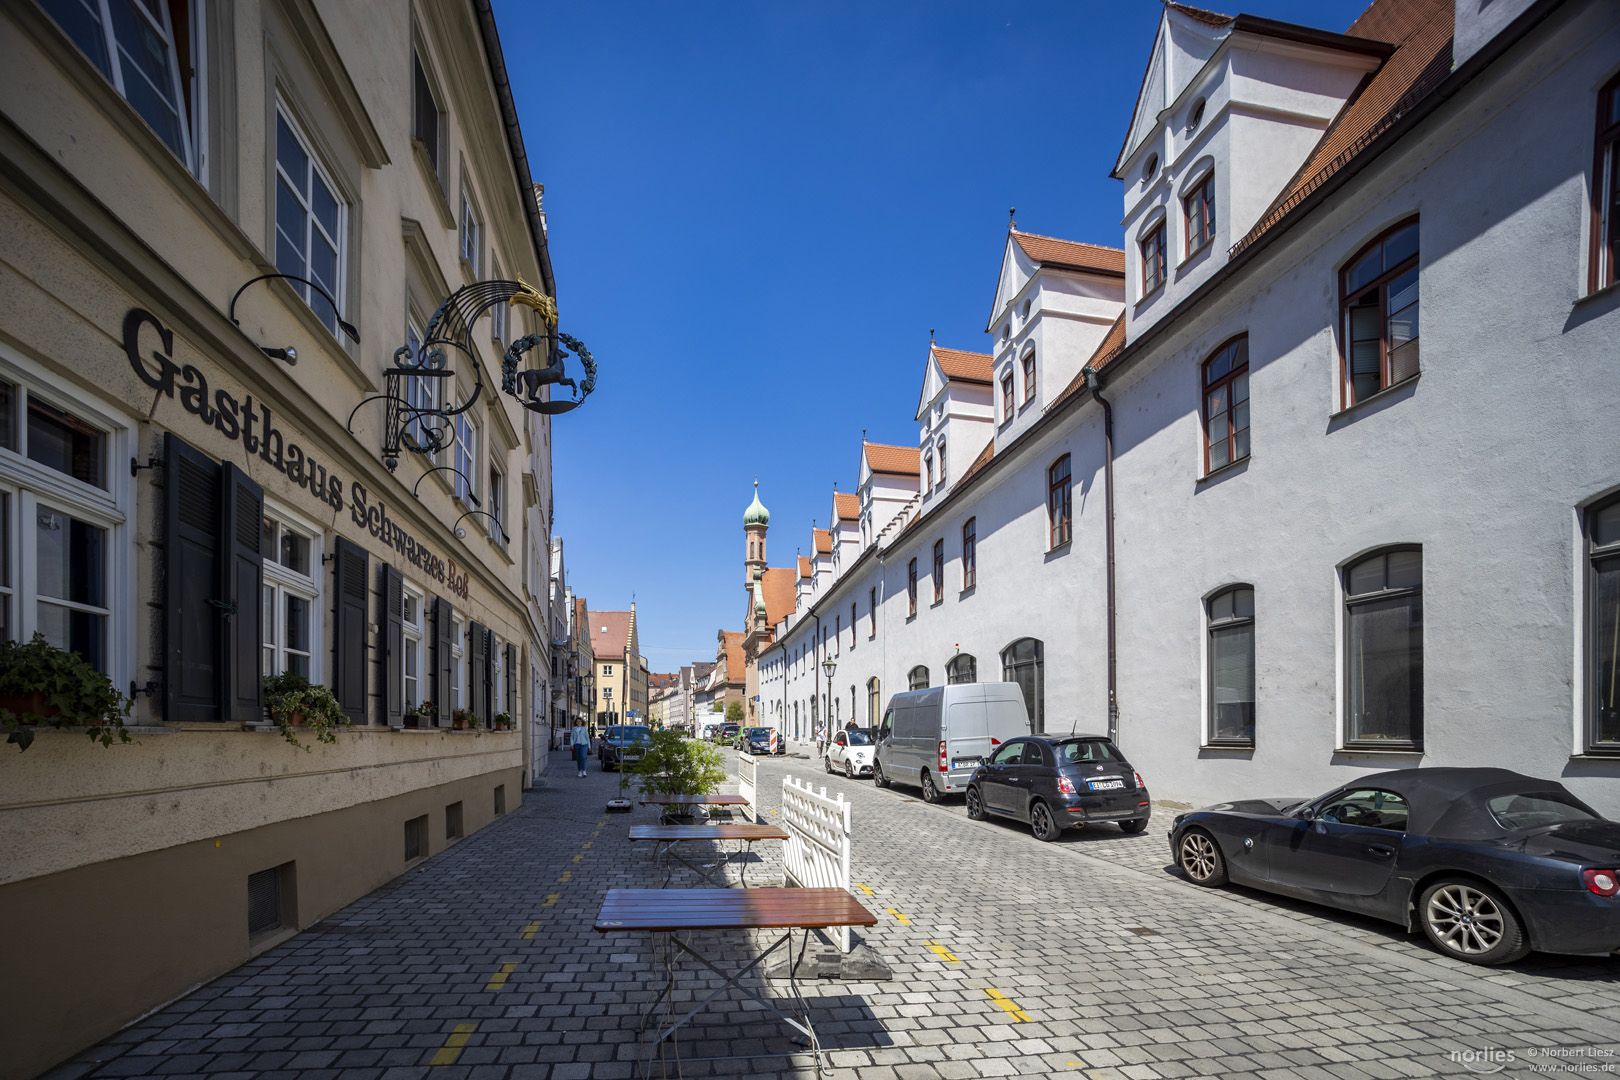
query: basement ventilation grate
[{"left": 1124, "top": 927, "right": 1159, "bottom": 936}]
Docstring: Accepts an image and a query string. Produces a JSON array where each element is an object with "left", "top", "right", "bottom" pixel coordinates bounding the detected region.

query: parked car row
[{"left": 816, "top": 682, "right": 1620, "bottom": 966}]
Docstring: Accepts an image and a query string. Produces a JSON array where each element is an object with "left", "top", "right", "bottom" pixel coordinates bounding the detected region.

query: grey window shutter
[
  {"left": 432, "top": 596, "right": 455, "bottom": 727},
  {"left": 505, "top": 642, "right": 517, "bottom": 719},
  {"left": 332, "top": 537, "right": 369, "bottom": 724},
  {"left": 163, "top": 433, "right": 222, "bottom": 723},
  {"left": 221, "top": 464, "right": 264, "bottom": 723},
  {"left": 379, "top": 565, "right": 404, "bottom": 726},
  {"left": 469, "top": 621, "right": 487, "bottom": 722}
]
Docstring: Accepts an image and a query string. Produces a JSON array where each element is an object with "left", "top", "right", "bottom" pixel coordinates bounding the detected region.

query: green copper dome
[{"left": 743, "top": 481, "right": 770, "bottom": 527}]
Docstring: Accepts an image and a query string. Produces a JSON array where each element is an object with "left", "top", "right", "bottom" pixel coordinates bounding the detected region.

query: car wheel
[
  {"left": 1030, "top": 801, "right": 1058, "bottom": 842},
  {"left": 823, "top": 753, "right": 834, "bottom": 774},
  {"left": 1419, "top": 878, "right": 1530, "bottom": 965},
  {"left": 966, "top": 786, "right": 985, "bottom": 821},
  {"left": 844, "top": 760, "right": 854, "bottom": 779},
  {"left": 921, "top": 771, "right": 939, "bottom": 803},
  {"left": 873, "top": 761, "right": 889, "bottom": 789},
  {"left": 1118, "top": 819, "right": 1147, "bottom": 835},
  {"left": 1177, "top": 829, "right": 1228, "bottom": 886}
]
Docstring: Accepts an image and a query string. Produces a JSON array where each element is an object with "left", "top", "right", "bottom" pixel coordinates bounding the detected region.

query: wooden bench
[{"left": 628, "top": 823, "right": 790, "bottom": 888}]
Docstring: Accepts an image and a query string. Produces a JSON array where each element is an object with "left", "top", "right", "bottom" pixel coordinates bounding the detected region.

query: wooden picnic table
[
  {"left": 595, "top": 887, "right": 876, "bottom": 1076},
  {"left": 628, "top": 823, "right": 790, "bottom": 888},
  {"left": 638, "top": 792, "right": 751, "bottom": 824}
]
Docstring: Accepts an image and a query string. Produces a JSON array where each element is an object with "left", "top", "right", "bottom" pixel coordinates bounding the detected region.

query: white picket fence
[
  {"left": 781, "top": 775, "right": 854, "bottom": 952},
  {"left": 737, "top": 750, "right": 757, "bottom": 818}
]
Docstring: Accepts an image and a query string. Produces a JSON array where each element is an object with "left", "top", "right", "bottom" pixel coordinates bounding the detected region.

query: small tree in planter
[
  {"left": 263, "top": 672, "right": 348, "bottom": 750},
  {"left": 0, "top": 633, "right": 132, "bottom": 752},
  {"left": 628, "top": 729, "right": 727, "bottom": 801}
]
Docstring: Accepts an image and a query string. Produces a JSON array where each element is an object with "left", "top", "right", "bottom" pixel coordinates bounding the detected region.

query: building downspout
[
  {"left": 1084, "top": 367, "right": 1119, "bottom": 743},
  {"left": 812, "top": 614, "right": 823, "bottom": 735}
]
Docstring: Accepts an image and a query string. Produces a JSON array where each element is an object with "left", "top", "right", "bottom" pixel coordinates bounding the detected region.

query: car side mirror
[{"left": 1296, "top": 806, "right": 1315, "bottom": 822}]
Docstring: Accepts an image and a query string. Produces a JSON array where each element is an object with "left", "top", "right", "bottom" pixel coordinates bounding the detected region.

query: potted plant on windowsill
[
  {"left": 405, "top": 700, "right": 437, "bottom": 729},
  {"left": 493, "top": 712, "right": 512, "bottom": 731},
  {"left": 263, "top": 672, "right": 348, "bottom": 750},
  {"left": 451, "top": 708, "right": 481, "bottom": 731},
  {"left": 0, "top": 633, "right": 132, "bottom": 752}
]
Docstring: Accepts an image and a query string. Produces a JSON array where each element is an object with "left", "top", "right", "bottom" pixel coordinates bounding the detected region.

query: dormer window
[
  {"left": 1187, "top": 98, "right": 1206, "bottom": 135},
  {"left": 1143, "top": 153, "right": 1159, "bottom": 183},
  {"left": 937, "top": 440, "right": 947, "bottom": 488},
  {"left": 1185, "top": 174, "right": 1215, "bottom": 254},
  {"left": 924, "top": 453, "right": 934, "bottom": 490}
]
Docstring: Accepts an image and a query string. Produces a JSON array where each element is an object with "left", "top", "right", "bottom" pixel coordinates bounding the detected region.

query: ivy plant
[
  {"left": 263, "top": 672, "right": 349, "bottom": 750},
  {"left": 0, "top": 633, "right": 132, "bottom": 752}
]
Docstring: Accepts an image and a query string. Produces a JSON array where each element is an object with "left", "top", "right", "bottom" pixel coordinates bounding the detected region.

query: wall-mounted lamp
[
  {"left": 261, "top": 346, "right": 298, "bottom": 366},
  {"left": 452, "top": 508, "right": 508, "bottom": 544},
  {"left": 228, "top": 272, "right": 361, "bottom": 345}
]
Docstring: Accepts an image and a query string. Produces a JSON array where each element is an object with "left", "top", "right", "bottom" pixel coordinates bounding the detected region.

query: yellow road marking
[
  {"left": 542, "top": 893, "right": 559, "bottom": 907},
  {"left": 885, "top": 908, "right": 910, "bottom": 925},
  {"left": 429, "top": 1022, "right": 477, "bottom": 1065},
  {"left": 581, "top": 841, "right": 593, "bottom": 849},
  {"left": 558, "top": 870, "right": 573, "bottom": 883},
  {"left": 984, "top": 988, "right": 1030, "bottom": 1022},
  {"left": 853, "top": 883, "right": 875, "bottom": 896},
  {"left": 926, "top": 941, "right": 961, "bottom": 963},
  {"left": 598, "top": 819, "right": 608, "bottom": 826},
  {"left": 519, "top": 921, "right": 541, "bottom": 940},
  {"left": 484, "top": 961, "right": 518, "bottom": 990},
  {"left": 572, "top": 854, "right": 584, "bottom": 863}
]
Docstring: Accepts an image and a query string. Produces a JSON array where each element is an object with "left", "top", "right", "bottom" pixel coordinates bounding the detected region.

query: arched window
[
  {"left": 1341, "top": 218, "right": 1419, "bottom": 405},
  {"left": 1021, "top": 346, "right": 1036, "bottom": 403},
  {"left": 932, "top": 539, "right": 944, "bottom": 603},
  {"left": 1047, "top": 455, "right": 1072, "bottom": 548},
  {"left": 1202, "top": 336, "right": 1249, "bottom": 472},
  {"left": 946, "top": 654, "right": 977, "bottom": 685},
  {"left": 1001, "top": 638, "right": 1044, "bottom": 733},
  {"left": 1185, "top": 172, "right": 1215, "bottom": 253},
  {"left": 1207, "top": 586, "right": 1255, "bottom": 746},
  {"left": 1140, "top": 221, "right": 1166, "bottom": 294},
  {"left": 867, "top": 677, "right": 881, "bottom": 724},
  {"left": 908, "top": 665, "right": 929, "bottom": 690},
  {"left": 907, "top": 558, "right": 918, "bottom": 616},
  {"left": 1344, "top": 548, "right": 1423, "bottom": 748},
  {"left": 1588, "top": 495, "right": 1620, "bottom": 749}
]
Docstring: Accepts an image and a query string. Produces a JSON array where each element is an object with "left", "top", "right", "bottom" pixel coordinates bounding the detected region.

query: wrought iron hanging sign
[
  {"left": 499, "top": 287, "right": 596, "bottom": 415},
  {"left": 348, "top": 278, "right": 591, "bottom": 471}
]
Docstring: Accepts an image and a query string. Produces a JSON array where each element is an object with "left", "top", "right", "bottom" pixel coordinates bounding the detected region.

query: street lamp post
[{"left": 821, "top": 655, "right": 837, "bottom": 732}]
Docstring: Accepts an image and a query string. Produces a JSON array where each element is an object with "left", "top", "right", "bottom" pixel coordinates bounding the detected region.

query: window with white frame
[
  {"left": 402, "top": 584, "right": 424, "bottom": 710},
  {"left": 451, "top": 613, "right": 466, "bottom": 708},
  {"left": 260, "top": 510, "right": 318, "bottom": 679},
  {"left": 40, "top": 0, "right": 198, "bottom": 174},
  {"left": 460, "top": 184, "right": 482, "bottom": 273},
  {"left": 488, "top": 462, "right": 505, "bottom": 542},
  {"left": 274, "top": 108, "right": 344, "bottom": 334},
  {"left": 490, "top": 254, "right": 508, "bottom": 346},
  {"left": 0, "top": 375, "right": 125, "bottom": 673},
  {"left": 452, "top": 411, "right": 477, "bottom": 506}
]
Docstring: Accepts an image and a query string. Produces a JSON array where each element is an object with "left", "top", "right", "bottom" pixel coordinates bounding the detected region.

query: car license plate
[
  {"left": 1087, "top": 778, "right": 1126, "bottom": 791},
  {"left": 953, "top": 757, "right": 981, "bottom": 769}
]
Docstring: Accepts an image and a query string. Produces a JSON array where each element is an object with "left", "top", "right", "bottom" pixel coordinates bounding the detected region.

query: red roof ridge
[{"left": 1011, "top": 232, "right": 1127, "bottom": 276}]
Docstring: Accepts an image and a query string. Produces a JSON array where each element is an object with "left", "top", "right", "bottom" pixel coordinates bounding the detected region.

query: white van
[{"left": 873, "top": 683, "right": 1031, "bottom": 802}]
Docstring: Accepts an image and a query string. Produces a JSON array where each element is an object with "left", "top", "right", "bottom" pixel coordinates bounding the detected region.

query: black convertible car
[{"left": 1169, "top": 768, "right": 1620, "bottom": 965}]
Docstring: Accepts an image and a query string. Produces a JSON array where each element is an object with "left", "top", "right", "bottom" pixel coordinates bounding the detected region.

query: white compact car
[{"left": 824, "top": 728, "right": 875, "bottom": 778}]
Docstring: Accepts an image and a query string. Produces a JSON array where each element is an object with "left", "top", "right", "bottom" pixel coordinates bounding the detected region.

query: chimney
[{"left": 532, "top": 182, "right": 547, "bottom": 237}]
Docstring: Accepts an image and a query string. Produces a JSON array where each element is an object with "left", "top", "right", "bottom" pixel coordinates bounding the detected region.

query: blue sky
[{"left": 496, "top": 0, "right": 1370, "bottom": 675}]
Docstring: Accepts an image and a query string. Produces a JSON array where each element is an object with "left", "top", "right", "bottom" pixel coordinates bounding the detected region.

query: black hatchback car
[{"left": 966, "top": 735, "right": 1151, "bottom": 841}]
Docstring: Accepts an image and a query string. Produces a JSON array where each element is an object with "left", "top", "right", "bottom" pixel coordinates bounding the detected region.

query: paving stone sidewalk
[{"left": 39, "top": 749, "right": 1620, "bottom": 1080}]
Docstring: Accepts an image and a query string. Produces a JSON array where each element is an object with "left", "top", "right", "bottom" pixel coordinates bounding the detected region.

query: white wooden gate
[
  {"left": 781, "top": 775, "right": 854, "bottom": 952},
  {"left": 737, "top": 750, "right": 757, "bottom": 819}
]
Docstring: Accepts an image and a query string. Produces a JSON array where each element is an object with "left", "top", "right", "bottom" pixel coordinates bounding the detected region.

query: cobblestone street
[{"left": 44, "top": 750, "right": 1620, "bottom": 1080}]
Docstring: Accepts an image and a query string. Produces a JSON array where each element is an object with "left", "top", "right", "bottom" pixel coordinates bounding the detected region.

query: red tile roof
[
  {"left": 812, "top": 528, "right": 833, "bottom": 554},
  {"left": 833, "top": 491, "right": 860, "bottom": 522},
  {"left": 933, "top": 346, "right": 994, "bottom": 384},
  {"left": 1011, "top": 232, "right": 1127, "bottom": 277},
  {"left": 1232, "top": 0, "right": 1452, "bottom": 255},
  {"left": 798, "top": 555, "right": 812, "bottom": 578},
  {"left": 761, "top": 567, "right": 797, "bottom": 625},
  {"left": 719, "top": 630, "right": 746, "bottom": 684},
  {"left": 957, "top": 439, "right": 996, "bottom": 486},
  {"left": 591, "top": 611, "right": 633, "bottom": 662},
  {"left": 864, "top": 442, "right": 921, "bottom": 476},
  {"left": 1165, "top": 1, "right": 1233, "bottom": 28}
]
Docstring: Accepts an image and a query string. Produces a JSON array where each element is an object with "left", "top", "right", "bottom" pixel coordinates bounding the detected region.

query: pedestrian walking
[
  {"left": 571, "top": 721, "right": 589, "bottom": 777},
  {"left": 814, "top": 723, "right": 825, "bottom": 758}
]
